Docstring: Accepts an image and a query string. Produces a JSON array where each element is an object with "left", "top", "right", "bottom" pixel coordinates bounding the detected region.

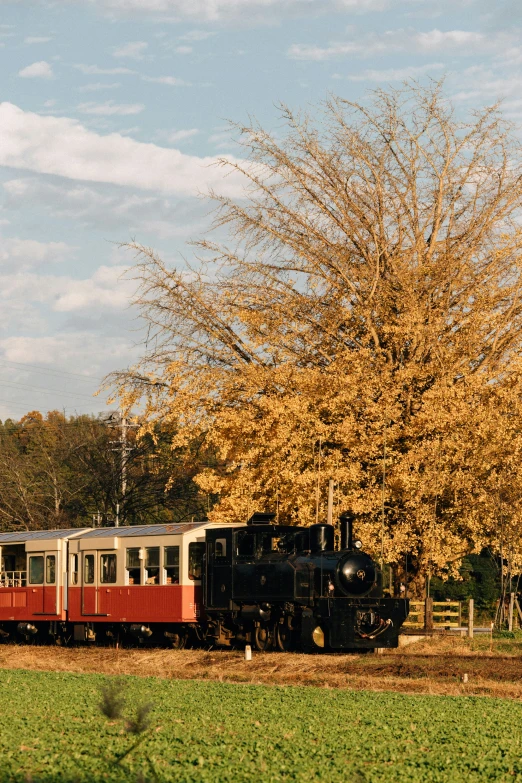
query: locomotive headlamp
[
  {"left": 312, "top": 626, "right": 325, "bottom": 648},
  {"left": 354, "top": 540, "right": 363, "bottom": 549}
]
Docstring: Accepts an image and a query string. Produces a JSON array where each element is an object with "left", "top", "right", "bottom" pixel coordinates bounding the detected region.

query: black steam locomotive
[{"left": 203, "top": 512, "right": 409, "bottom": 651}]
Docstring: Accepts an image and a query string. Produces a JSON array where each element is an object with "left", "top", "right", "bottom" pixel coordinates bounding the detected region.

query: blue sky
[{"left": 0, "top": 0, "right": 519, "bottom": 418}]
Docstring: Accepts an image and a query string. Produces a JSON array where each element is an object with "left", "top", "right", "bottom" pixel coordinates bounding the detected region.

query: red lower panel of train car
[
  {"left": 0, "top": 587, "right": 64, "bottom": 621},
  {"left": 67, "top": 586, "right": 202, "bottom": 624}
]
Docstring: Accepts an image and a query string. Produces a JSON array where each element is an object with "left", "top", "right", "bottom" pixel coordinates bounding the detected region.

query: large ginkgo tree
[{"left": 112, "top": 82, "right": 522, "bottom": 584}]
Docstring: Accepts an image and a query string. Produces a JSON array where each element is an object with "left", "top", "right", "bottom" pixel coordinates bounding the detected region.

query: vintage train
[{"left": 0, "top": 512, "right": 409, "bottom": 652}]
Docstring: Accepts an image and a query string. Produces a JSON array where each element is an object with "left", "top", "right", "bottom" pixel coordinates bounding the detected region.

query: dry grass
[{"left": 0, "top": 634, "right": 520, "bottom": 700}]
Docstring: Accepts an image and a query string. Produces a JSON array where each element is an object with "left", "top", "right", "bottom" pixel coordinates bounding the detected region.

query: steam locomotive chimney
[{"left": 339, "top": 512, "right": 354, "bottom": 550}]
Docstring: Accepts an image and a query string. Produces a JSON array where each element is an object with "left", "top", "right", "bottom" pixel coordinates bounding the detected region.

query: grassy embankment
[
  {"left": 0, "top": 633, "right": 520, "bottom": 698},
  {"left": 0, "top": 668, "right": 521, "bottom": 782}
]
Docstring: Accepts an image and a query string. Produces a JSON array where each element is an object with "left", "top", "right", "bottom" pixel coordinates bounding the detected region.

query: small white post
[
  {"left": 462, "top": 673, "right": 468, "bottom": 683},
  {"left": 245, "top": 645, "right": 252, "bottom": 661},
  {"left": 468, "top": 599, "right": 474, "bottom": 639}
]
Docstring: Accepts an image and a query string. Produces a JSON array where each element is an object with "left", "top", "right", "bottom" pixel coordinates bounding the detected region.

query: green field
[{"left": 0, "top": 669, "right": 521, "bottom": 782}]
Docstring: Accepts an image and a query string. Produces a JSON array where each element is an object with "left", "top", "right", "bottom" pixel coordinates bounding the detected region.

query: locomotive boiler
[{"left": 203, "top": 512, "right": 409, "bottom": 652}]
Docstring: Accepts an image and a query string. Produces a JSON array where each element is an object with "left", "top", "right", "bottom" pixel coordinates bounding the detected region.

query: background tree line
[{"left": 0, "top": 410, "right": 211, "bottom": 531}]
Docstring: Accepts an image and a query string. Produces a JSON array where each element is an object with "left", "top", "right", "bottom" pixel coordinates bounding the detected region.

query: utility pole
[
  {"left": 381, "top": 419, "right": 387, "bottom": 568},
  {"left": 109, "top": 412, "right": 134, "bottom": 527},
  {"left": 327, "top": 479, "right": 334, "bottom": 525},
  {"left": 315, "top": 438, "right": 322, "bottom": 525}
]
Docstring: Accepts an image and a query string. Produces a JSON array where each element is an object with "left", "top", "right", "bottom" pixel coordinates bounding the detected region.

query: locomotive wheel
[
  {"left": 253, "top": 624, "right": 272, "bottom": 652},
  {"left": 275, "top": 619, "right": 294, "bottom": 652}
]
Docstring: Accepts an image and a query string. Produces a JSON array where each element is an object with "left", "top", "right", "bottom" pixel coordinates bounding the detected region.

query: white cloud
[
  {"left": 0, "top": 265, "right": 134, "bottom": 313},
  {"left": 448, "top": 65, "right": 522, "bottom": 110},
  {"left": 24, "top": 36, "right": 52, "bottom": 44},
  {"left": 3, "top": 177, "right": 209, "bottom": 239},
  {"left": 77, "top": 100, "right": 145, "bottom": 115},
  {"left": 78, "top": 82, "right": 121, "bottom": 91},
  {"left": 0, "top": 103, "right": 244, "bottom": 198},
  {"left": 74, "top": 63, "right": 135, "bottom": 75},
  {"left": 55, "top": 265, "right": 134, "bottom": 312},
  {"left": 288, "top": 28, "right": 513, "bottom": 60},
  {"left": 175, "top": 45, "right": 193, "bottom": 54},
  {"left": 0, "top": 237, "right": 76, "bottom": 269},
  {"left": 0, "top": 333, "right": 135, "bottom": 376},
  {"left": 69, "top": 0, "right": 390, "bottom": 22},
  {"left": 416, "top": 29, "right": 485, "bottom": 50},
  {"left": 141, "top": 75, "right": 188, "bottom": 86},
  {"left": 288, "top": 39, "right": 387, "bottom": 60},
  {"left": 113, "top": 40, "right": 148, "bottom": 59},
  {"left": 208, "top": 130, "right": 232, "bottom": 148},
  {"left": 346, "top": 62, "right": 445, "bottom": 81},
  {"left": 166, "top": 128, "right": 199, "bottom": 142},
  {"left": 178, "top": 29, "right": 217, "bottom": 41},
  {"left": 18, "top": 61, "right": 54, "bottom": 79}
]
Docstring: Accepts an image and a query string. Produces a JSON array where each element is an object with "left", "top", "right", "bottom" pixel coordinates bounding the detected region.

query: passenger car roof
[
  {"left": 0, "top": 528, "right": 90, "bottom": 543},
  {"left": 78, "top": 521, "right": 228, "bottom": 539},
  {"left": 0, "top": 520, "right": 240, "bottom": 545}
]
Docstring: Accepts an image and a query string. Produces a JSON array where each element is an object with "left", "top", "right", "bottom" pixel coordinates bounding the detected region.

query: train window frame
[
  {"left": 215, "top": 538, "right": 227, "bottom": 558},
  {"left": 164, "top": 546, "right": 179, "bottom": 585},
  {"left": 126, "top": 547, "right": 141, "bottom": 585},
  {"left": 70, "top": 554, "right": 79, "bottom": 586},
  {"left": 188, "top": 542, "right": 205, "bottom": 581},
  {"left": 260, "top": 534, "right": 282, "bottom": 555},
  {"left": 45, "top": 554, "right": 56, "bottom": 585},
  {"left": 100, "top": 553, "right": 117, "bottom": 584},
  {"left": 28, "top": 554, "right": 44, "bottom": 585},
  {"left": 235, "top": 530, "right": 256, "bottom": 559},
  {"left": 84, "top": 554, "right": 95, "bottom": 585},
  {"left": 145, "top": 547, "right": 160, "bottom": 585}
]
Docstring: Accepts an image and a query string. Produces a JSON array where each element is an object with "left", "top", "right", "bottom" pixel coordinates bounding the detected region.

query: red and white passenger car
[{"left": 0, "top": 521, "right": 236, "bottom": 646}]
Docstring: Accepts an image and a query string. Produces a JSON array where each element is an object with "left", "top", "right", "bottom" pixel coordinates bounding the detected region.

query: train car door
[
  {"left": 97, "top": 550, "right": 117, "bottom": 616},
  {"left": 27, "top": 551, "right": 45, "bottom": 613},
  {"left": 43, "top": 551, "right": 58, "bottom": 614},
  {"left": 209, "top": 529, "right": 233, "bottom": 609},
  {"left": 81, "top": 550, "right": 97, "bottom": 615}
]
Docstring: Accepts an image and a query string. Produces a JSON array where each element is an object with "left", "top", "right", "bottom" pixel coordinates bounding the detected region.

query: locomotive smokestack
[{"left": 339, "top": 512, "right": 354, "bottom": 550}]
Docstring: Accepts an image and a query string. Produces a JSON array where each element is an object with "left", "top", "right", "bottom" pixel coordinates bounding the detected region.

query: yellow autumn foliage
[{"left": 112, "top": 82, "right": 522, "bottom": 577}]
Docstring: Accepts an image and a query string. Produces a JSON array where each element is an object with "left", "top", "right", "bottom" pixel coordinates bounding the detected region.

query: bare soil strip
[{"left": 0, "top": 635, "right": 520, "bottom": 699}]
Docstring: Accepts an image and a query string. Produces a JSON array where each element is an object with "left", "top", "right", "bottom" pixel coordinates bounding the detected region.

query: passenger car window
[
  {"left": 164, "top": 546, "right": 179, "bottom": 584},
  {"left": 145, "top": 547, "right": 160, "bottom": 584},
  {"left": 188, "top": 542, "right": 205, "bottom": 581},
  {"left": 28, "top": 555, "right": 44, "bottom": 585},
  {"left": 126, "top": 547, "right": 141, "bottom": 585},
  {"left": 46, "top": 555, "right": 56, "bottom": 584},
  {"left": 70, "top": 554, "right": 79, "bottom": 586},
  {"left": 84, "top": 554, "right": 94, "bottom": 584},
  {"left": 100, "top": 554, "right": 117, "bottom": 584}
]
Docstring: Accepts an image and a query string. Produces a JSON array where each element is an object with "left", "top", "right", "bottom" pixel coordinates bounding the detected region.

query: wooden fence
[
  {"left": 403, "top": 594, "right": 522, "bottom": 635},
  {"left": 403, "top": 598, "right": 462, "bottom": 631}
]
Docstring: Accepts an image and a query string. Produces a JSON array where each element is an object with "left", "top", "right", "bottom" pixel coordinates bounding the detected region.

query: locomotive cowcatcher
[{"left": 203, "top": 512, "right": 409, "bottom": 651}]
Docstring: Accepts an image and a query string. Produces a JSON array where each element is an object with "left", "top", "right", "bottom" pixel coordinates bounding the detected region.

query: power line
[
  {"left": 0, "top": 359, "right": 104, "bottom": 383},
  {"left": 0, "top": 380, "right": 107, "bottom": 400},
  {"left": 0, "top": 397, "right": 84, "bottom": 413}
]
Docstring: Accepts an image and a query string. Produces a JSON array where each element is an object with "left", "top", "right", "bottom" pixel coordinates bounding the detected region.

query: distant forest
[{"left": 0, "top": 410, "right": 212, "bottom": 531}]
